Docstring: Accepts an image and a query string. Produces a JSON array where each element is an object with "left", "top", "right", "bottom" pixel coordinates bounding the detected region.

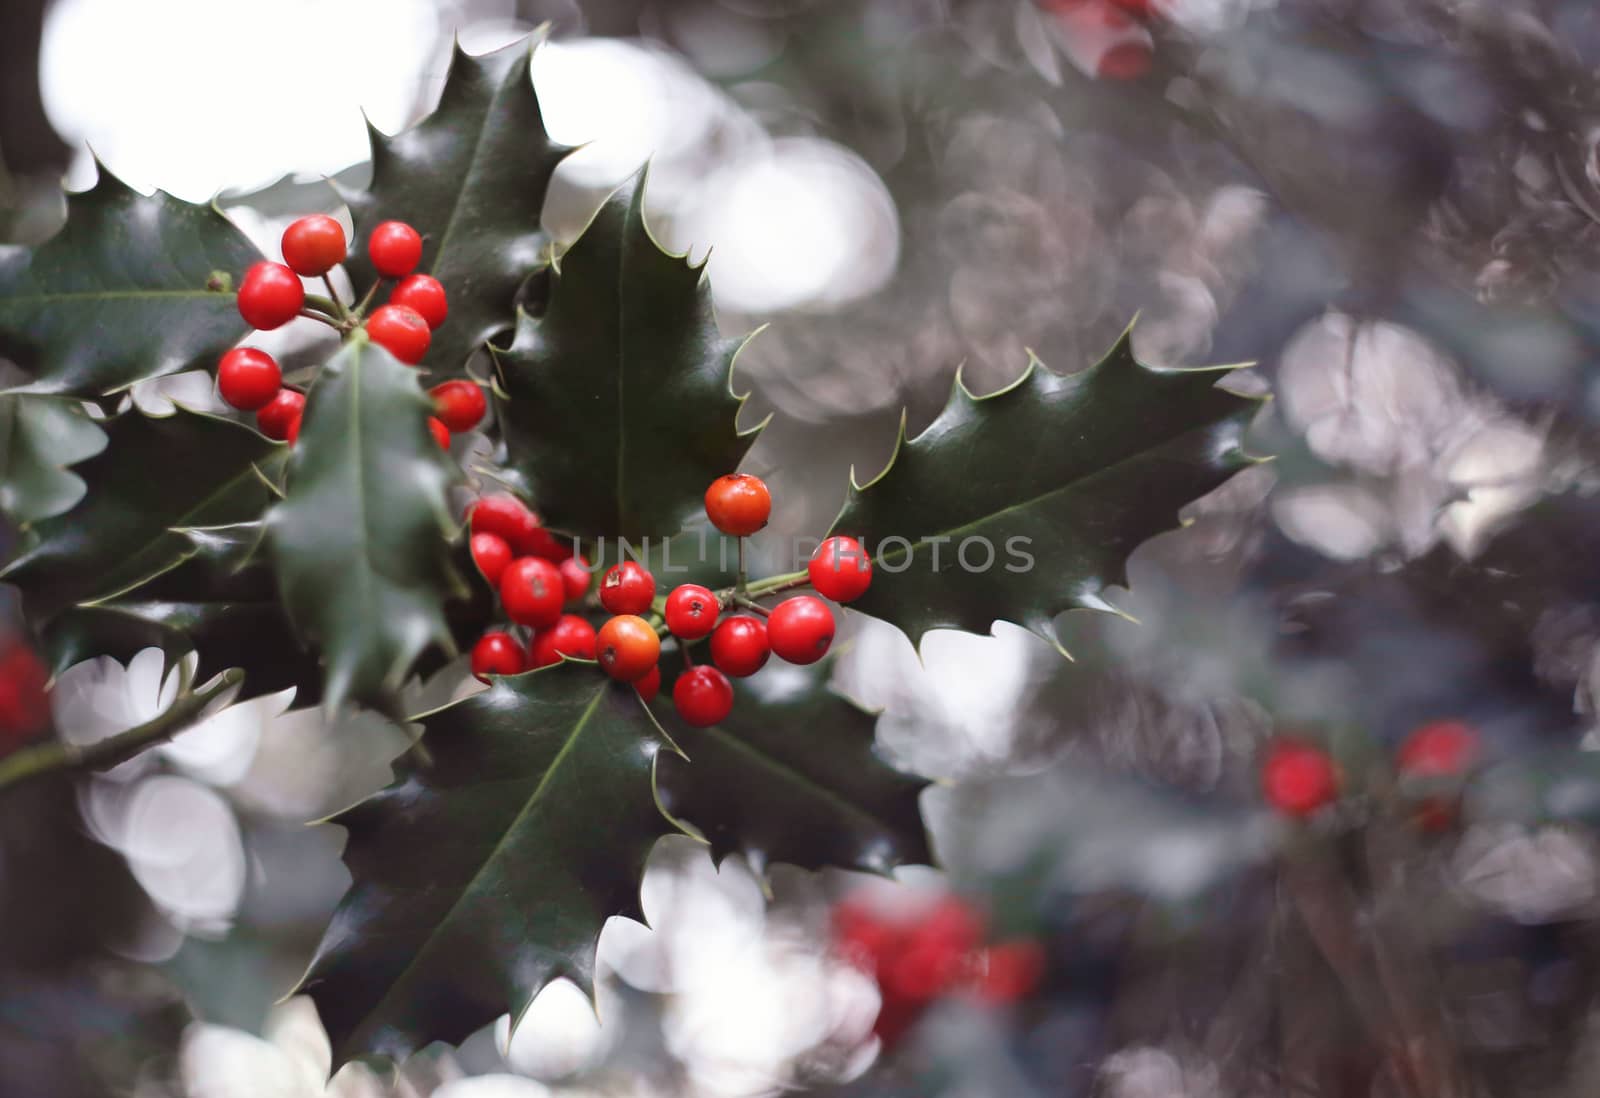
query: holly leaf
[
  {"left": 832, "top": 330, "right": 1262, "bottom": 649},
  {"left": 1, "top": 409, "right": 280, "bottom": 620},
  {"left": 0, "top": 394, "right": 107, "bottom": 526},
  {"left": 267, "top": 336, "right": 464, "bottom": 712},
  {"left": 41, "top": 523, "right": 323, "bottom": 706},
  {"left": 340, "top": 37, "right": 569, "bottom": 377},
  {"left": 300, "top": 665, "right": 678, "bottom": 1067},
  {"left": 656, "top": 661, "right": 932, "bottom": 877},
  {"left": 0, "top": 167, "right": 259, "bottom": 397},
  {"left": 492, "top": 172, "right": 760, "bottom": 540}
]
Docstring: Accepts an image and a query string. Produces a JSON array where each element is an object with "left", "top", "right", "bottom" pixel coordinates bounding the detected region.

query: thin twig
[
  {"left": 320, "top": 275, "right": 350, "bottom": 321},
  {"left": 0, "top": 667, "right": 245, "bottom": 793}
]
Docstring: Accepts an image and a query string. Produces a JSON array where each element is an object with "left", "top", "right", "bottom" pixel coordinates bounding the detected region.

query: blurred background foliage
[{"left": 6, "top": 0, "right": 1600, "bottom": 1095}]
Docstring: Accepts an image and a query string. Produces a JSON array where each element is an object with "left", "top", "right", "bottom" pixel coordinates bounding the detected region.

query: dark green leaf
[
  {"left": 0, "top": 166, "right": 259, "bottom": 396},
  {"left": 0, "top": 394, "right": 107, "bottom": 525},
  {"left": 832, "top": 329, "right": 1262, "bottom": 649},
  {"left": 657, "top": 661, "right": 931, "bottom": 876},
  {"left": 41, "top": 523, "right": 322, "bottom": 706},
  {"left": 1, "top": 409, "right": 280, "bottom": 619},
  {"left": 268, "top": 336, "right": 464, "bottom": 712},
  {"left": 340, "top": 37, "right": 569, "bottom": 377},
  {"left": 0, "top": 173, "right": 66, "bottom": 247},
  {"left": 300, "top": 665, "right": 678, "bottom": 1066},
  {"left": 493, "top": 171, "right": 760, "bottom": 540}
]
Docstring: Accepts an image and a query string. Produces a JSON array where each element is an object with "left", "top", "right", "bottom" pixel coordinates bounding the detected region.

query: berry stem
[
  {"left": 0, "top": 665, "right": 244, "bottom": 793},
  {"left": 352, "top": 279, "right": 382, "bottom": 320},
  {"left": 298, "top": 307, "right": 343, "bottom": 331},
  {"left": 733, "top": 596, "right": 770, "bottom": 617},
  {"left": 302, "top": 292, "right": 342, "bottom": 317},
  {"left": 320, "top": 275, "right": 350, "bottom": 320},
  {"left": 736, "top": 538, "right": 748, "bottom": 596},
  {"left": 742, "top": 570, "right": 808, "bottom": 599},
  {"left": 681, "top": 639, "right": 696, "bottom": 667}
]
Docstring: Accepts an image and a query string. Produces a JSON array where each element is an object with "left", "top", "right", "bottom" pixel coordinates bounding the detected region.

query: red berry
[
  {"left": 428, "top": 417, "right": 450, "bottom": 451},
  {"left": 673, "top": 665, "right": 734, "bottom": 727},
  {"left": 499, "top": 557, "right": 564, "bottom": 629},
  {"left": 704, "top": 473, "right": 771, "bottom": 537},
  {"left": 832, "top": 902, "right": 901, "bottom": 973},
  {"left": 280, "top": 214, "right": 347, "bottom": 277},
  {"left": 470, "top": 631, "right": 524, "bottom": 683},
  {"left": 1261, "top": 738, "right": 1340, "bottom": 818},
  {"left": 470, "top": 532, "right": 512, "bottom": 586},
  {"left": 1414, "top": 797, "right": 1459, "bottom": 834},
  {"left": 216, "top": 347, "right": 282, "bottom": 411},
  {"left": 366, "top": 304, "right": 430, "bottom": 365},
  {"left": 635, "top": 664, "right": 661, "bottom": 702},
  {"left": 808, "top": 536, "right": 872, "bottom": 603},
  {"left": 237, "top": 261, "right": 305, "bottom": 330},
  {"left": 390, "top": 273, "right": 448, "bottom": 329},
  {"left": 559, "top": 556, "right": 591, "bottom": 602},
  {"left": 767, "top": 596, "right": 834, "bottom": 664},
  {"left": 665, "top": 584, "right": 719, "bottom": 640},
  {"left": 368, "top": 220, "right": 423, "bottom": 278},
  {"left": 600, "top": 561, "right": 655, "bottom": 615},
  {"left": 596, "top": 615, "right": 660, "bottom": 682},
  {"left": 1097, "top": 42, "right": 1152, "bottom": 80},
  {"left": 256, "top": 389, "right": 305, "bottom": 442},
  {"left": 1108, "top": 0, "right": 1159, "bottom": 17},
  {"left": 0, "top": 637, "right": 51, "bottom": 750},
  {"left": 468, "top": 494, "right": 540, "bottom": 554},
  {"left": 529, "top": 614, "right": 597, "bottom": 668},
  {"left": 1397, "top": 720, "right": 1480, "bottom": 779},
  {"left": 525, "top": 526, "right": 573, "bottom": 562},
  {"left": 968, "top": 941, "right": 1046, "bottom": 1005},
  {"left": 710, "top": 616, "right": 769, "bottom": 678},
  {"left": 430, "top": 380, "right": 485, "bottom": 433},
  {"left": 884, "top": 940, "right": 966, "bottom": 1003}
]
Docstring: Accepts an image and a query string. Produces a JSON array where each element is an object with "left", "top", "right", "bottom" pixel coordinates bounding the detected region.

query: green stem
[
  {"left": 0, "top": 667, "right": 245, "bottom": 793},
  {"left": 736, "top": 538, "right": 748, "bottom": 597},
  {"left": 742, "top": 570, "right": 808, "bottom": 599},
  {"left": 351, "top": 279, "right": 382, "bottom": 320},
  {"left": 302, "top": 292, "right": 342, "bottom": 317},
  {"left": 319, "top": 275, "right": 349, "bottom": 320},
  {"left": 298, "top": 308, "right": 342, "bottom": 331},
  {"left": 733, "top": 596, "right": 770, "bottom": 617}
]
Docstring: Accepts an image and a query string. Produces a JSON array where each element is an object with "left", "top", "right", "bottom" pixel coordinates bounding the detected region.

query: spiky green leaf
[
  {"left": 656, "top": 661, "right": 932, "bottom": 876},
  {"left": 1, "top": 409, "right": 279, "bottom": 620},
  {"left": 0, "top": 168, "right": 259, "bottom": 396},
  {"left": 493, "top": 172, "right": 759, "bottom": 540},
  {"left": 832, "top": 330, "right": 1262, "bottom": 649},
  {"left": 0, "top": 394, "right": 107, "bottom": 526},
  {"left": 300, "top": 666, "right": 677, "bottom": 1066},
  {"left": 267, "top": 336, "right": 463, "bottom": 712},
  {"left": 41, "top": 523, "right": 322, "bottom": 705},
  {"left": 340, "top": 37, "right": 569, "bottom": 377}
]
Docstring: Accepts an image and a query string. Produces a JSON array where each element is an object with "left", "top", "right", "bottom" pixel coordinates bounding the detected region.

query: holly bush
[{"left": 0, "top": 34, "right": 1261, "bottom": 1071}]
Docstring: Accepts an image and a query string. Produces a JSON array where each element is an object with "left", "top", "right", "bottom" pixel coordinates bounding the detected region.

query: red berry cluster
[
  {"left": 218, "top": 216, "right": 481, "bottom": 449},
  {"left": 832, "top": 894, "right": 1045, "bottom": 1048},
  {"left": 466, "top": 472, "right": 877, "bottom": 731},
  {"left": 1260, "top": 720, "right": 1482, "bottom": 828},
  {"left": 465, "top": 493, "right": 598, "bottom": 683}
]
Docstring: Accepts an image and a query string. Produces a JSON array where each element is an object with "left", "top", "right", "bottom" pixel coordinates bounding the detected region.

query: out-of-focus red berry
[
  {"left": 1398, "top": 720, "right": 1481, "bottom": 779},
  {"left": 967, "top": 941, "right": 1047, "bottom": 1004},
  {"left": 1261, "top": 737, "right": 1340, "bottom": 818},
  {"left": 0, "top": 637, "right": 50, "bottom": 751}
]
